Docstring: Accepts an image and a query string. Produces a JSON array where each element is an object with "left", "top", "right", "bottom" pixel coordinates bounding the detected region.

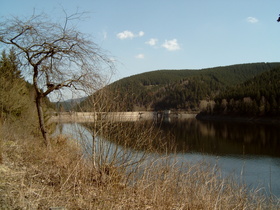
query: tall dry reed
[{"left": 1, "top": 117, "right": 279, "bottom": 209}]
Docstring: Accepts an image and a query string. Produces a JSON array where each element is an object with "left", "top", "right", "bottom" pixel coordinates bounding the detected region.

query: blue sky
[{"left": 1, "top": 0, "right": 280, "bottom": 81}]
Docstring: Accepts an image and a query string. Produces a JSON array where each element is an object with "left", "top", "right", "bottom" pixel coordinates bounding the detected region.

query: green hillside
[
  {"left": 80, "top": 62, "right": 280, "bottom": 112},
  {"left": 211, "top": 67, "right": 280, "bottom": 116},
  {"left": 113, "top": 62, "right": 280, "bottom": 86}
]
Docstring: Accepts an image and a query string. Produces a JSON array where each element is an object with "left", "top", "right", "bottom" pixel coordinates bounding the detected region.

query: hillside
[
  {"left": 210, "top": 67, "right": 280, "bottom": 117},
  {"left": 55, "top": 97, "right": 86, "bottom": 112},
  {"left": 114, "top": 62, "right": 279, "bottom": 87},
  {"left": 79, "top": 62, "right": 280, "bottom": 112}
]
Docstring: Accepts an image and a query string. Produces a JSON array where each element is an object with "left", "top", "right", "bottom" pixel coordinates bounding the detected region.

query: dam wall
[{"left": 50, "top": 111, "right": 196, "bottom": 123}]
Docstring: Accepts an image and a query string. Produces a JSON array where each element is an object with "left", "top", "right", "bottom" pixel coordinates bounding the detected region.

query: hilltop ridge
[{"left": 78, "top": 62, "right": 280, "bottom": 114}]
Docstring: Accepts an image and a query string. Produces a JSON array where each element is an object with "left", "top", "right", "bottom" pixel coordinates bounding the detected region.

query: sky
[{"left": 1, "top": 0, "right": 280, "bottom": 82}]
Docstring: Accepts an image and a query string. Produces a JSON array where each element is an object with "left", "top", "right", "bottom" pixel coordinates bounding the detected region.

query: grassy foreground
[{"left": 0, "top": 121, "right": 279, "bottom": 209}]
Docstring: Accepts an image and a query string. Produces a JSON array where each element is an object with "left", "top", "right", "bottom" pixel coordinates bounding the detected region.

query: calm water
[
  {"left": 159, "top": 118, "right": 280, "bottom": 198},
  {"left": 56, "top": 118, "right": 280, "bottom": 198}
]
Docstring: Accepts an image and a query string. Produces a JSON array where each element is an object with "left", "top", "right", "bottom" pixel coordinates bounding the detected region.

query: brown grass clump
[{"left": 0, "top": 121, "right": 279, "bottom": 209}]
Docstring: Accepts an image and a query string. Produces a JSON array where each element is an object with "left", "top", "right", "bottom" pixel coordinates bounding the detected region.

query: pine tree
[{"left": 0, "top": 49, "right": 29, "bottom": 118}]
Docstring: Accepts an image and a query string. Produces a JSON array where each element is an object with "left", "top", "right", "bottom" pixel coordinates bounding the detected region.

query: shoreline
[
  {"left": 196, "top": 113, "right": 280, "bottom": 125},
  {"left": 50, "top": 111, "right": 197, "bottom": 123},
  {"left": 50, "top": 111, "right": 280, "bottom": 125}
]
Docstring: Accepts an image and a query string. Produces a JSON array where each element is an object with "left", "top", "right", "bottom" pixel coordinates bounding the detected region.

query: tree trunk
[{"left": 35, "top": 93, "right": 51, "bottom": 148}]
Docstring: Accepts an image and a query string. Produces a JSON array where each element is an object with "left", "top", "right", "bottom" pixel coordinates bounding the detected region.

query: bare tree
[{"left": 0, "top": 13, "right": 114, "bottom": 147}]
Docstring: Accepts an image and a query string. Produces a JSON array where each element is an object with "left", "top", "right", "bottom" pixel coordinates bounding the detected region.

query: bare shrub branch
[{"left": 0, "top": 12, "right": 115, "bottom": 146}]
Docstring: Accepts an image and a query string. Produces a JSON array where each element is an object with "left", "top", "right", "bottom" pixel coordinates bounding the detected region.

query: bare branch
[{"left": 0, "top": 12, "right": 115, "bottom": 146}]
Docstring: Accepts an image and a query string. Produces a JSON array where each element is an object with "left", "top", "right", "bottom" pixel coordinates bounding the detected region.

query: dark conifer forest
[
  {"left": 80, "top": 62, "right": 280, "bottom": 117},
  {"left": 212, "top": 67, "right": 280, "bottom": 116}
]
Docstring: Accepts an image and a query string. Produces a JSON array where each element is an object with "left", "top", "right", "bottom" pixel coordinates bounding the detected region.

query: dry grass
[{"left": 0, "top": 120, "right": 279, "bottom": 209}]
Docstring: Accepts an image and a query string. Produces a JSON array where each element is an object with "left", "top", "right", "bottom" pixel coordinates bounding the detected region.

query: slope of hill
[
  {"left": 80, "top": 62, "right": 280, "bottom": 112},
  {"left": 55, "top": 97, "right": 87, "bottom": 112},
  {"left": 113, "top": 62, "right": 280, "bottom": 86},
  {"left": 210, "top": 67, "right": 280, "bottom": 116}
]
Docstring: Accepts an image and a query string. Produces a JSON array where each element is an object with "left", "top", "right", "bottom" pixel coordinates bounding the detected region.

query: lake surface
[{"left": 56, "top": 118, "right": 280, "bottom": 198}]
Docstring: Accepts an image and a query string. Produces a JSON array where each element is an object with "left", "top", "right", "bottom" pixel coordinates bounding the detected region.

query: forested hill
[
  {"left": 113, "top": 62, "right": 280, "bottom": 87},
  {"left": 210, "top": 67, "right": 280, "bottom": 117},
  {"left": 80, "top": 62, "right": 280, "bottom": 112}
]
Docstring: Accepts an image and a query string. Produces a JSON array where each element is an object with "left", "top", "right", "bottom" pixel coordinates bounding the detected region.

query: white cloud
[
  {"left": 145, "top": 38, "right": 158, "bottom": 46},
  {"left": 138, "top": 31, "right": 145, "bottom": 37},
  {"left": 117, "top": 30, "right": 134, "bottom": 39},
  {"left": 246, "top": 17, "right": 259, "bottom": 23},
  {"left": 117, "top": 30, "right": 145, "bottom": 39},
  {"left": 162, "top": 39, "right": 181, "bottom": 51},
  {"left": 135, "top": 54, "right": 145, "bottom": 59}
]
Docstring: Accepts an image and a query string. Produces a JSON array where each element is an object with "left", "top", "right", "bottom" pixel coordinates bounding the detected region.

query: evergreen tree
[{"left": 0, "top": 49, "right": 29, "bottom": 118}]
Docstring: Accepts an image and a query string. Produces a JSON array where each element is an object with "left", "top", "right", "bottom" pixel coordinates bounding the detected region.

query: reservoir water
[{"left": 56, "top": 118, "right": 280, "bottom": 198}]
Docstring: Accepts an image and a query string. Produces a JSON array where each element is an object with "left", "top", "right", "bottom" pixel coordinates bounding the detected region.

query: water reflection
[
  {"left": 55, "top": 118, "right": 280, "bottom": 157},
  {"left": 158, "top": 119, "right": 280, "bottom": 157},
  {"left": 55, "top": 119, "right": 280, "bottom": 197},
  {"left": 158, "top": 119, "right": 280, "bottom": 197}
]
